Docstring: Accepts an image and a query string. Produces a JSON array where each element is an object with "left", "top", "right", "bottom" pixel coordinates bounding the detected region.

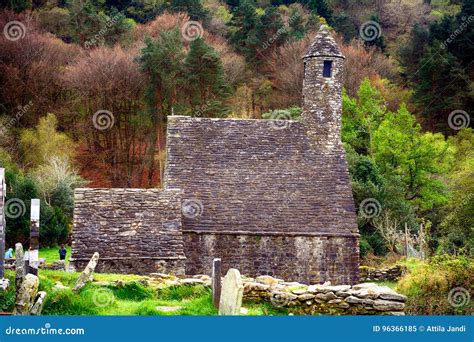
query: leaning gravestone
[
  {"left": 218, "top": 268, "right": 243, "bottom": 316},
  {"left": 73, "top": 252, "right": 99, "bottom": 292}
]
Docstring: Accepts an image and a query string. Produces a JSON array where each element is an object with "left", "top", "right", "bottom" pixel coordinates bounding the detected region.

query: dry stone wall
[
  {"left": 112, "top": 273, "right": 406, "bottom": 315},
  {"left": 243, "top": 278, "right": 406, "bottom": 315},
  {"left": 71, "top": 188, "right": 186, "bottom": 275},
  {"left": 359, "top": 265, "right": 406, "bottom": 282}
]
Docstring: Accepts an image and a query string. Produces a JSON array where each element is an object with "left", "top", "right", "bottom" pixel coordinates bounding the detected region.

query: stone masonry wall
[
  {"left": 359, "top": 265, "right": 406, "bottom": 282},
  {"left": 183, "top": 232, "right": 359, "bottom": 285},
  {"left": 244, "top": 278, "right": 406, "bottom": 315},
  {"left": 71, "top": 188, "right": 186, "bottom": 275}
]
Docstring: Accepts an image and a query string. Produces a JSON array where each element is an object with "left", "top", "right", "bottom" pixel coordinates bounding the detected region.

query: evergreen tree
[
  {"left": 168, "top": 0, "right": 210, "bottom": 22},
  {"left": 139, "top": 30, "right": 186, "bottom": 183},
  {"left": 256, "top": 6, "right": 288, "bottom": 58},
  {"left": 184, "top": 38, "right": 231, "bottom": 117},
  {"left": 398, "top": 23, "right": 429, "bottom": 83},
  {"left": 228, "top": 0, "right": 261, "bottom": 64},
  {"left": 332, "top": 12, "right": 357, "bottom": 42},
  {"left": 413, "top": 43, "right": 471, "bottom": 133},
  {"left": 363, "top": 15, "right": 386, "bottom": 52},
  {"left": 2, "top": 0, "right": 32, "bottom": 12},
  {"left": 302, "top": 0, "right": 333, "bottom": 24},
  {"left": 288, "top": 6, "right": 306, "bottom": 40}
]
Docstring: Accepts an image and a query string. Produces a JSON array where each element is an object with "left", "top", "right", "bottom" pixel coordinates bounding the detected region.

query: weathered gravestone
[
  {"left": 212, "top": 258, "right": 222, "bottom": 309},
  {"left": 14, "top": 273, "right": 39, "bottom": 315},
  {"left": 29, "top": 199, "right": 40, "bottom": 275},
  {"left": 74, "top": 252, "right": 99, "bottom": 292},
  {"left": 218, "top": 268, "right": 243, "bottom": 316},
  {"left": 30, "top": 291, "right": 47, "bottom": 315},
  {"left": 15, "top": 243, "right": 26, "bottom": 296}
]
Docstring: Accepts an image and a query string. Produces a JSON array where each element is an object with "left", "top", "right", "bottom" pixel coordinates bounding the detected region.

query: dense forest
[{"left": 0, "top": 0, "right": 472, "bottom": 261}]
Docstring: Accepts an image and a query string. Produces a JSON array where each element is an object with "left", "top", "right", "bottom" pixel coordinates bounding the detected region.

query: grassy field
[
  {"left": 39, "top": 246, "right": 72, "bottom": 263},
  {"left": 0, "top": 269, "right": 287, "bottom": 316},
  {"left": 8, "top": 245, "right": 72, "bottom": 264}
]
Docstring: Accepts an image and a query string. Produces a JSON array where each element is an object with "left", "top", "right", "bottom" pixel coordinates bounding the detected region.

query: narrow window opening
[{"left": 323, "top": 60, "right": 332, "bottom": 78}]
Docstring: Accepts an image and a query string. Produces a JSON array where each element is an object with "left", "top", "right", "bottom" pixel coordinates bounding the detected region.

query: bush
[
  {"left": 397, "top": 256, "right": 474, "bottom": 315},
  {"left": 359, "top": 236, "right": 373, "bottom": 258}
]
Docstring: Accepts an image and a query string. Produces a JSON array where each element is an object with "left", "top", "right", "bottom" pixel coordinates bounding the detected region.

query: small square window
[{"left": 323, "top": 60, "right": 332, "bottom": 78}]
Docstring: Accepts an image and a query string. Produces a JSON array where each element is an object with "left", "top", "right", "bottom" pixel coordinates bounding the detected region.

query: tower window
[{"left": 323, "top": 60, "right": 332, "bottom": 78}]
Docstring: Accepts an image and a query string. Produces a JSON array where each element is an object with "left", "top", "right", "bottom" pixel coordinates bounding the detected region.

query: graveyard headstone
[
  {"left": 29, "top": 199, "right": 40, "bottom": 275},
  {"left": 218, "top": 268, "right": 243, "bottom": 315}
]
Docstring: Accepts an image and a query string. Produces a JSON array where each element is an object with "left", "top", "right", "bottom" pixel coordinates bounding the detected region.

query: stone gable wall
[{"left": 71, "top": 188, "right": 186, "bottom": 275}]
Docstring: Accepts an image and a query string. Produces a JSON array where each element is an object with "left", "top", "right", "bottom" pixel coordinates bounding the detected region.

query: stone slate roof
[
  {"left": 164, "top": 116, "right": 357, "bottom": 236},
  {"left": 304, "top": 25, "right": 344, "bottom": 59}
]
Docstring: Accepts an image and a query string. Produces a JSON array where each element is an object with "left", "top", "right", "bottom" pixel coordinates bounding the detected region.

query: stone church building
[{"left": 71, "top": 26, "right": 359, "bottom": 284}]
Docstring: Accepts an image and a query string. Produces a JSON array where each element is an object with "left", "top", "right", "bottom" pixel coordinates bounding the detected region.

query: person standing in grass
[
  {"left": 59, "top": 244, "right": 67, "bottom": 261},
  {"left": 4, "top": 248, "right": 13, "bottom": 259}
]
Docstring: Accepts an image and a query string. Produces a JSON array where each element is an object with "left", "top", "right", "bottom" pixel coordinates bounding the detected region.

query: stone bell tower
[{"left": 301, "top": 25, "right": 345, "bottom": 151}]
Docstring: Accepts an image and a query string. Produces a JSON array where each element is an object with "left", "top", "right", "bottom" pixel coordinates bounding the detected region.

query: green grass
[
  {"left": 39, "top": 246, "right": 72, "bottom": 264},
  {"left": 371, "top": 280, "right": 397, "bottom": 289},
  {"left": 0, "top": 269, "right": 284, "bottom": 316}
]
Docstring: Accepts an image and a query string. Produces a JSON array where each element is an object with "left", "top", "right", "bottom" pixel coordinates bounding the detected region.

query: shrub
[{"left": 397, "top": 256, "right": 474, "bottom": 315}]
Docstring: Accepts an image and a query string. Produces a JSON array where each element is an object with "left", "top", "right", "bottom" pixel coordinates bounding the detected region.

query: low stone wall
[
  {"left": 126, "top": 273, "right": 407, "bottom": 315},
  {"left": 359, "top": 265, "right": 406, "bottom": 282},
  {"left": 242, "top": 276, "right": 406, "bottom": 315}
]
